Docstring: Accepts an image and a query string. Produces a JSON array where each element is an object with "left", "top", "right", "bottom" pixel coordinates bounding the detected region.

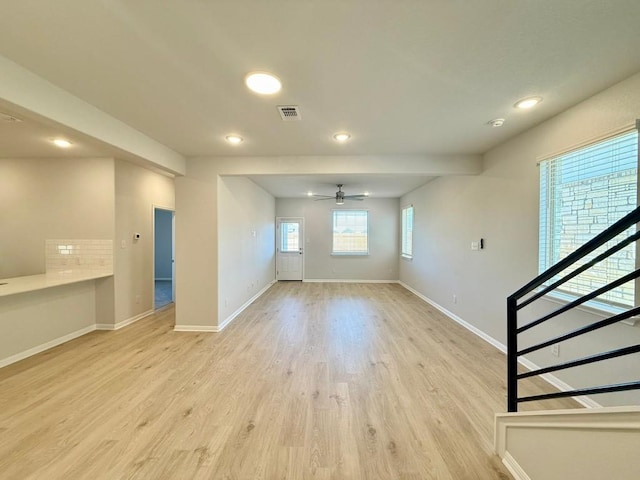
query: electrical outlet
[
  {"left": 135, "top": 294, "right": 140, "bottom": 304},
  {"left": 551, "top": 344, "right": 560, "bottom": 357},
  {"left": 453, "top": 294, "right": 457, "bottom": 304}
]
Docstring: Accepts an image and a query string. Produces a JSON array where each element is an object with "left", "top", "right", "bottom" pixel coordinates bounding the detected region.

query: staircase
[{"left": 495, "top": 207, "right": 640, "bottom": 479}]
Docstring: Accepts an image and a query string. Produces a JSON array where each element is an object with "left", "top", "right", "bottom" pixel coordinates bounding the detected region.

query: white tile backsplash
[{"left": 46, "top": 239, "right": 113, "bottom": 274}]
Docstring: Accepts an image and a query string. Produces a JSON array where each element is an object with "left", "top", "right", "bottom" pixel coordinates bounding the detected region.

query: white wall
[
  {"left": 0, "top": 157, "right": 115, "bottom": 278},
  {"left": 174, "top": 160, "right": 218, "bottom": 330},
  {"left": 276, "top": 197, "right": 399, "bottom": 281},
  {"left": 114, "top": 160, "right": 174, "bottom": 324},
  {"left": 218, "top": 177, "right": 275, "bottom": 324},
  {"left": 400, "top": 72, "right": 640, "bottom": 406}
]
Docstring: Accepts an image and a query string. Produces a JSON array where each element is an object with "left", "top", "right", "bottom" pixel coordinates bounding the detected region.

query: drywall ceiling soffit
[
  {"left": 245, "top": 174, "right": 435, "bottom": 198},
  {"left": 0, "top": 110, "right": 108, "bottom": 158},
  {"left": 0, "top": 1, "right": 640, "bottom": 158},
  {"left": 0, "top": 100, "right": 177, "bottom": 176}
]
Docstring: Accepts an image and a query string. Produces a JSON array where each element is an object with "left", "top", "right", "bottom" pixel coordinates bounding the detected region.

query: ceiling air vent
[
  {"left": 0, "top": 112, "right": 23, "bottom": 122},
  {"left": 277, "top": 105, "right": 301, "bottom": 121}
]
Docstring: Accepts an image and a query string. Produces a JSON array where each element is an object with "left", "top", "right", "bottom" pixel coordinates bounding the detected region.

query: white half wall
[
  {"left": 0, "top": 281, "right": 97, "bottom": 367},
  {"left": 218, "top": 176, "right": 275, "bottom": 324},
  {"left": 495, "top": 407, "right": 640, "bottom": 480},
  {"left": 276, "top": 197, "right": 399, "bottom": 281},
  {"left": 400, "top": 72, "right": 640, "bottom": 406}
]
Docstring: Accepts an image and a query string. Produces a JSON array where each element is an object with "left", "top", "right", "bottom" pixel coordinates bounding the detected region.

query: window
[
  {"left": 539, "top": 129, "right": 638, "bottom": 307},
  {"left": 332, "top": 210, "right": 368, "bottom": 254},
  {"left": 401, "top": 205, "right": 414, "bottom": 258},
  {"left": 280, "top": 222, "right": 300, "bottom": 252}
]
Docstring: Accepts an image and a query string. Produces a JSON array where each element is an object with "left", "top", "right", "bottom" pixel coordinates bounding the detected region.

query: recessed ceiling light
[
  {"left": 333, "top": 132, "right": 351, "bottom": 143},
  {"left": 245, "top": 72, "right": 282, "bottom": 95},
  {"left": 225, "top": 135, "right": 243, "bottom": 145},
  {"left": 488, "top": 118, "right": 506, "bottom": 127},
  {"left": 307, "top": 191, "right": 313, "bottom": 197},
  {"left": 363, "top": 191, "right": 370, "bottom": 197},
  {"left": 514, "top": 96, "right": 542, "bottom": 109},
  {"left": 52, "top": 138, "right": 72, "bottom": 148}
]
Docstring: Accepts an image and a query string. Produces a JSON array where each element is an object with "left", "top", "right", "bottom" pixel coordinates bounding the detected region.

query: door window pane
[{"left": 281, "top": 222, "right": 300, "bottom": 252}]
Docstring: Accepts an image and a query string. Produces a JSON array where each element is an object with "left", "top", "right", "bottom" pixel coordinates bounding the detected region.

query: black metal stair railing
[{"left": 507, "top": 206, "right": 640, "bottom": 412}]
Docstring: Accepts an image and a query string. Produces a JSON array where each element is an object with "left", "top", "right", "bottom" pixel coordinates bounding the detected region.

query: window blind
[{"left": 539, "top": 129, "right": 638, "bottom": 307}]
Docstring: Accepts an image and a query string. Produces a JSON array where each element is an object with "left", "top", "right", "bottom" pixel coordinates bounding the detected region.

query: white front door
[{"left": 276, "top": 217, "right": 304, "bottom": 281}]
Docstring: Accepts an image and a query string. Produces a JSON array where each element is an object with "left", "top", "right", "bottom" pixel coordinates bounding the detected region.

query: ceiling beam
[
  {"left": 193, "top": 154, "right": 482, "bottom": 176},
  {"left": 0, "top": 54, "right": 186, "bottom": 175}
]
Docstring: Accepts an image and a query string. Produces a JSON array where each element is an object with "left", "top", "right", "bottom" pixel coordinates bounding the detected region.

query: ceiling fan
[{"left": 313, "top": 184, "right": 368, "bottom": 205}]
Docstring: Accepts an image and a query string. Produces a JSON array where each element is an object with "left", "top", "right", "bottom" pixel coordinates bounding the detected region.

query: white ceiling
[{"left": 1, "top": 1, "right": 640, "bottom": 195}]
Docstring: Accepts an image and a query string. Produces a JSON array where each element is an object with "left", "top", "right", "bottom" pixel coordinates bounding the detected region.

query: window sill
[
  {"left": 331, "top": 252, "right": 369, "bottom": 256},
  {"left": 542, "top": 290, "right": 639, "bottom": 326},
  {"left": 401, "top": 254, "right": 413, "bottom": 261}
]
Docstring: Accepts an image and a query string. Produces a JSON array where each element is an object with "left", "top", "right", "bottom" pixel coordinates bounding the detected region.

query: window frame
[
  {"left": 401, "top": 204, "right": 414, "bottom": 259},
  {"left": 331, "top": 209, "right": 370, "bottom": 256},
  {"left": 537, "top": 126, "right": 639, "bottom": 313}
]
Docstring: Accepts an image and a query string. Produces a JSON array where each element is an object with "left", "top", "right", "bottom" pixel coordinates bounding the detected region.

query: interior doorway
[
  {"left": 154, "top": 207, "right": 175, "bottom": 309},
  {"left": 276, "top": 217, "right": 304, "bottom": 281}
]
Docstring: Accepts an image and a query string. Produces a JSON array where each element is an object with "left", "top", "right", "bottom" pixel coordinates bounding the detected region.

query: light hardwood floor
[{"left": 0, "top": 282, "right": 577, "bottom": 479}]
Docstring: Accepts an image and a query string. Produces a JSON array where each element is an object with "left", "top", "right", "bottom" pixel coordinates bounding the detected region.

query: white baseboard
[
  {"left": 0, "top": 324, "right": 96, "bottom": 369},
  {"left": 502, "top": 451, "right": 531, "bottom": 480},
  {"left": 303, "top": 279, "right": 400, "bottom": 283},
  {"left": 96, "top": 309, "right": 154, "bottom": 331},
  {"left": 399, "top": 281, "right": 507, "bottom": 353},
  {"left": 398, "top": 281, "right": 602, "bottom": 409},
  {"left": 217, "top": 280, "right": 277, "bottom": 332},
  {"left": 174, "top": 280, "right": 277, "bottom": 333},
  {"left": 173, "top": 325, "right": 217, "bottom": 333}
]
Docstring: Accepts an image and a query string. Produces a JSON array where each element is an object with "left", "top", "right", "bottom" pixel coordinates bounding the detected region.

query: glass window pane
[
  {"left": 280, "top": 222, "right": 299, "bottom": 252},
  {"left": 332, "top": 210, "right": 368, "bottom": 254},
  {"left": 402, "top": 206, "right": 413, "bottom": 257},
  {"left": 539, "top": 130, "right": 638, "bottom": 307}
]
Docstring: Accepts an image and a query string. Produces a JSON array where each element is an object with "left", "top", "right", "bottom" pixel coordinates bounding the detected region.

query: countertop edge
[{"left": 0, "top": 272, "right": 113, "bottom": 297}]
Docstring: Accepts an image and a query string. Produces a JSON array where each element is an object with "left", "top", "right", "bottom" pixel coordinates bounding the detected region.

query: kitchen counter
[{"left": 0, "top": 270, "right": 113, "bottom": 297}]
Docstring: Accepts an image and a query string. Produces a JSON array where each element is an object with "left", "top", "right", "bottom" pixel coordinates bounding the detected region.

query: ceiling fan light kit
[{"left": 313, "top": 184, "right": 368, "bottom": 205}]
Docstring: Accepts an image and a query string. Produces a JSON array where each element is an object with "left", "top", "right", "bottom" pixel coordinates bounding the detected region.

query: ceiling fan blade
[
  {"left": 313, "top": 197, "right": 335, "bottom": 201},
  {"left": 345, "top": 197, "right": 364, "bottom": 201},
  {"left": 312, "top": 194, "right": 334, "bottom": 198},
  {"left": 343, "top": 194, "right": 367, "bottom": 199}
]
